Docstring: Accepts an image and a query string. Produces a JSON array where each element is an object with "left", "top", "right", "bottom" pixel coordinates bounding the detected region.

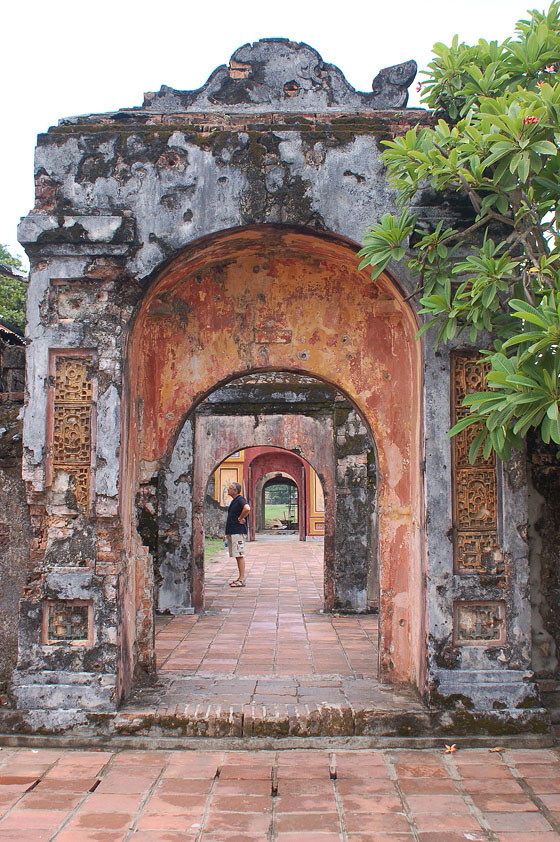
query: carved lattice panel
[
  {"left": 454, "top": 357, "right": 491, "bottom": 403},
  {"left": 53, "top": 405, "right": 91, "bottom": 462},
  {"left": 456, "top": 532, "right": 502, "bottom": 575},
  {"left": 452, "top": 354, "right": 498, "bottom": 574},
  {"left": 454, "top": 601, "right": 505, "bottom": 645},
  {"left": 455, "top": 470, "right": 497, "bottom": 530},
  {"left": 52, "top": 357, "right": 94, "bottom": 512},
  {"left": 45, "top": 601, "right": 90, "bottom": 643},
  {"left": 54, "top": 359, "right": 93, "bottom": 402}
]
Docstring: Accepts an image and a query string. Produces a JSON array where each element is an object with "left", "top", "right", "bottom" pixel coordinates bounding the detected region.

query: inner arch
[{"left": 124, "top": 224, "right": 423, "bottom": 694}]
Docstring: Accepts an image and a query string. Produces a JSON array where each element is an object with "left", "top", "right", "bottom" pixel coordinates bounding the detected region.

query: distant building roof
[
  {"left": 0, "top": 263, "right": 27, "bottom": 282},
  {"left": 0, "top": 320, "right": 24, "bottom": 345}
]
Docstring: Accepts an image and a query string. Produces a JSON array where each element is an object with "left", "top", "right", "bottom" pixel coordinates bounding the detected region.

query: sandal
[{"left": 229, "top": 579, "right": 245, "bottom": 588}]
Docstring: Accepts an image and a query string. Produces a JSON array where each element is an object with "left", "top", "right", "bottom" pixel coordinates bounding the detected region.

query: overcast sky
[{"left": 2, "top": 0, "right": 540, "bottom": 267}]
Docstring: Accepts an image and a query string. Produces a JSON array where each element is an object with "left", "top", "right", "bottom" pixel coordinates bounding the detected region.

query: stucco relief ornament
[{"left": 140, "top": 40, "right": 417, "bottom": 113}]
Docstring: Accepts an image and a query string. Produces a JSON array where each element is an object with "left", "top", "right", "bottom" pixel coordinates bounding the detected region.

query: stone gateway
[{"left": 2, "top": 39, "right": 554, "bottom": 738}]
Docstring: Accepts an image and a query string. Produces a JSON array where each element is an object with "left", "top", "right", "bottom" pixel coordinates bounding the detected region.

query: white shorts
[{"left": 227, "top": 534, "right": 245, "bottom": 558}]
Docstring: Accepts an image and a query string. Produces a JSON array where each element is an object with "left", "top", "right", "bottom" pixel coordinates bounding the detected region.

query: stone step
[{"left": 0, "top": 702, "right": 553, "bottom": 745}]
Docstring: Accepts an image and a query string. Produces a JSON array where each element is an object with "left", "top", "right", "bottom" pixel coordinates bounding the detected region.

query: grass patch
[
  {"left": 264, "top": 503, "right": 298, "bottom": 526},
  {"left": 204, "top": 537, "right": 226, "bottom": 563}
]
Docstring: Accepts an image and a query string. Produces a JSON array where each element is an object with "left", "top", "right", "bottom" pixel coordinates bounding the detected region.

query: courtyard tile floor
[
  {"left": 1, "top": 746, "right": 560, "bottom": 840},
  {"left": 156, "top": 536, "right": 378, "bottom": 679},
  {"left": 118, "top": 536, "right": 426, "bottom": 732}
]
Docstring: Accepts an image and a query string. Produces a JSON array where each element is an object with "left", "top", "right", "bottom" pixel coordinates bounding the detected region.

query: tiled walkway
[
  {"left": 155, "top": 536, "right": 378, "bottom": 677},
  {"left": 1, "top": 746, "right": 560, "bottom": 840},
  {"left": 124, "top": 535, "right": 419, "bottom": 720}
]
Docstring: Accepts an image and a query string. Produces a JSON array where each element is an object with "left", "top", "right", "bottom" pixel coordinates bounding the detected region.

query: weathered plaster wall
[
  {"left": 0, "top": 394, "right": 30, "bottom": 698},
  {"left": 423, "top": 338, "right": 534, "bottom": 711},
  {"left": 528, "top": 434, "right": 560, "bottom": 679},
  {"left": 203, "top": 485, "right": 226, "bottom": 540},
  {"left": 333, "top": 405, "right": 375, "bottom": 612}
]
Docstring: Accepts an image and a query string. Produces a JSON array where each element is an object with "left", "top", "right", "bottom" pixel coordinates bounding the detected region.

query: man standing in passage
[{"left": 225, "top": 482, "right": 250, "bottom": 587}]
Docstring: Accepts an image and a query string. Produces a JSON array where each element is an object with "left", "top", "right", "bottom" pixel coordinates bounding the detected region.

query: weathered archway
[
  {"left": 255, "top": 465, "right": 303, "bottom": 537},
  {"left": 124, "top": 225, "right": 423, "bottom": 698}
]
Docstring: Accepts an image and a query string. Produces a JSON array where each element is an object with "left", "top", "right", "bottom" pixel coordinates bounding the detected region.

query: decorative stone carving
[
  {"left": 52, "top": 357, "right": 94, "bottom": 512},
  {"left": 455, "top": 471, "right": 497, "bottom": 530},
  {"left": 452, "top": 355, "right": 499, "bottom": 574},
  {"left": 140, "top": 40, "right": 417, "bottom": 113},
  {"left": 454, "top": 601, "right": 505, "bottom": 645},
  {"left": 43, "top": 601, "right": 91, "bottom": 643}
]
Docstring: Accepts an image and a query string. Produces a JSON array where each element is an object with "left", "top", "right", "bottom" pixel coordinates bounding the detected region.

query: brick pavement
[
  {"left": 155, "top": 536, "right": 378, "bottom": 678},
  {"left": 1, "top": 746, "right": 560, "bottom": 840},
  {"left": 118, "top": 537, "right": 427, "bottom": 732}
]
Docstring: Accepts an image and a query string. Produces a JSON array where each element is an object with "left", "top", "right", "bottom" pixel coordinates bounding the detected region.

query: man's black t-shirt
[{"left": 226, "top": 494, "right": 248, "bottom": 535}]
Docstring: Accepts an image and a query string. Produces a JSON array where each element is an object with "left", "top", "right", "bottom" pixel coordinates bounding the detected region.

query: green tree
[
  {"left": 0, "top": 244, "right": 26, "bottom": 332},
  {"left": 358, "top": 3, "right": 560, "bottom": 461}
]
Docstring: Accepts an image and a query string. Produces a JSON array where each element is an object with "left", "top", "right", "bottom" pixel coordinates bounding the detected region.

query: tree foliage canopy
[
  {"left": 0, "top": 244, "right": 26, "bottom": 333},
  {"left": 358, "top": 2, "right": 560, "bottom": 461}
]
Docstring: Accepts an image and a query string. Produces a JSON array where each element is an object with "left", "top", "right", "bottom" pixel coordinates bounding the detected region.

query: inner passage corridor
[
  {"left": 155, "top": 537, "right": 378, "bottom": 678},
  {"left": 124, "top": 535, "right": 425, "bottom": 717}
]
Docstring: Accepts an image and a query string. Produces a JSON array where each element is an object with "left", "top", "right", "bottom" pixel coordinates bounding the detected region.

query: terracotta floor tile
[
  {"left": 347, "top": 836, "right": 413, "bottom": 842},
  {"left": 142, "top": 793, "right": 207, "bottom": 814},
  {"left": 200, "top": 834, "right": 268, "bottom": 842},
  {"left": 17, "top": 791, "right": 82, "bottom": 810},
  {"left": 55, "top": 833, "right": 127, "bottom": 842},
  {"left": 276, "top": 811, "right": 341, "bottom": 832},
  {"left": 132, "top": 834, "right": 198, "bottom": 842},
  {"left": 482, "top": 812, "right": 554, "bottom": 832},
  {"left": 203, "top": 810, "right": 272, "bottom": 833},
  {"left": 339, "top": 793, "right": 402, "bottom": 813},
  {"left": 83, "top": 793, "right": 145, "bottom": 812},
  {"left": 210, "top": 793, "right": 272, "bottom": 812},
  {"left": 214, "top": 779, "right": 273, "bottom": 796},
  {"left": 398, "top": 777, "right": 459, "bottom": 795},
  {"left": 525, "top": 778, "right": 560, "bottom": 793},
  {"left": 219, "top": 764, "right": 273, "bottom": 780},
  {"left": 135, "top": 813, "right": 204, "bottom": 831},
  {"left": 413, "top": 813, "right": 483, "bottom": 832},
  {"left": 0, "top": 775, "right": 39, "bottom": 785},
  {"left": 34, "top": 777, "right": 98, "bottom": 793},
  {"left": 394, "top": 764, "right": 448, "bottom": 779},
  {"left": 276, "top": 794, "right": 338, "bottom": 812},
  {"left": 344, "top": 813, "right": 411, "bottom": 833},
  {"left": 94, "top": 775, "right": 159, "bottom": 794},
  {"left": 278, "top": 779, "right": 339, "bottom": 796},
  {"left": 514, "top": 764, "right": 560, "bottom": 778},
  {"left": 405, "top": 794, "right": 470, "bottom": 814},
  {"left": 63, "top": 812, "right": 135, "bottom": 830},
  {"left": 494, "top": 834, "right": 560, "bottom": 841},
  {"left": 456, "top": 764, "right": 516, "bottom": 779},
  {"left": 471, "top": 793, "right": 539, "bottom": 812},
  {"left": 153, "top": 538, "right": 379, "bottom": 690},
  {"left": 0, "top": 833, "right": 65, "bottom": 842},
  {"left": 0, "top": 809, "right": 65, "bottom": 829},
  {"left": 276, "top": 835, "right": 342, "bottom": 842},
  {"left": 417, "top": 834, "right": 487, "bottom": 842}
]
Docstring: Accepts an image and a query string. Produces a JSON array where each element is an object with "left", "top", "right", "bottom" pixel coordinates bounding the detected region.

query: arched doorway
[
  {"left": 124, "top": 225, "right": 423, "bottom": 700},
  {"left": 261, "top": 476, "right": 299, "bottom": 532},
  {"left": 155, "top": 378, "right": 377, "bottom": 617}
]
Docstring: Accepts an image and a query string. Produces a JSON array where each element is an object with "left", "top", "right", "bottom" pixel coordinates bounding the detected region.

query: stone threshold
[
  {"left": 0, "top": 703, "right": 551, "bottom": 743},
  {"left": 0, "top": 732, "right": 554, "bottom": 751}
]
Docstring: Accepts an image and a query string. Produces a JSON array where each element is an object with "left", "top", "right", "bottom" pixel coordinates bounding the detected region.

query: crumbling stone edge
[{"left": 0, "top": 704, "right": 551, "bottom": 743}]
